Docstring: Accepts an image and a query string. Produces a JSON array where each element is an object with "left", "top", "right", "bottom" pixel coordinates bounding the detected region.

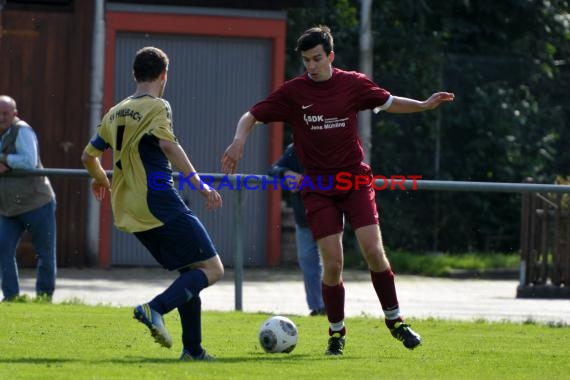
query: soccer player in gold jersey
[{"left": 82, "top": 46, "right": 223, "bottom": 361}]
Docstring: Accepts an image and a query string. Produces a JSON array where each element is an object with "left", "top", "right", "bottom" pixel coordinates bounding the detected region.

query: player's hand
[
  {"left": 91, "top": 178, "right": 111, "bottom": 202},
  {"left": 283, "top": 171, "right": 302, "bottom": 193},
  {"left": 221, "top": 140, "right": 244, "bottom": 174},
  {"left": 200, "top": 186, "right": 222, "bottom": 211},
  {"left": 424, "top": 92, "right": 455, "bottom": 110}
]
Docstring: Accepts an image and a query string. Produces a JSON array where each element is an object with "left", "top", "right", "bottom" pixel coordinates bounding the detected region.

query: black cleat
[
  {"left": 325, "top": 332, "right": 345, "bottom": 355},
  {"left": 390, "top": 321, "right": 421, "bottom": 349},
  {"left": 180, "top": 349, "right": 215, "bottom": 361}
]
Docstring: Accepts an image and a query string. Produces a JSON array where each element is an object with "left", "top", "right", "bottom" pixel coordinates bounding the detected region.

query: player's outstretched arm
[
  {"left": 159, "top": 139, "right": 222, "bottom": 211},
  {"left": 387, "top": 92, "right": 455, "bottom": 113},
  {"left": 221, "top": 111, "right": 258, "bottom": 174}
]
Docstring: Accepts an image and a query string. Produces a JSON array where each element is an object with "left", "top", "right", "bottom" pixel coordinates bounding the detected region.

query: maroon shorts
[{"left": 301, "top": 165, "right": 379, "bottom": 240}]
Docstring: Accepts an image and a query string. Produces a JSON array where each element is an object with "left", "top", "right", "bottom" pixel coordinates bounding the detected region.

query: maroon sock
[
  {"left": 321, "top": 282, "right": 345, "bottom": 325},
  {"left": 370, "top": 268, "right": 403, "bottom": 329}
]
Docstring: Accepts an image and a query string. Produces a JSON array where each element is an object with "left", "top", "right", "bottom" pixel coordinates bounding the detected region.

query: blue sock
[
  {"left": 178, "top": 296, "right": 203, "bottom": 356},
  {"left": 149, "top": 269, "right": 208, "bottom": 314}
]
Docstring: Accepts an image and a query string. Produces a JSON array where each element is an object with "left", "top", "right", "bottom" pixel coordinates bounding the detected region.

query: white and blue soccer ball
[{"left": 258, "top": 316, "right": 298, "bottom": 353}]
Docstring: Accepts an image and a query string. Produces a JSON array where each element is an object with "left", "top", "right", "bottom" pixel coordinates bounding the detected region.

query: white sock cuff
[
  {"left": 384, "top": 307, "right": 401, "bottom": 320},
  {"left": 330, "top": 321, "right": 345, "bottom": 331}
]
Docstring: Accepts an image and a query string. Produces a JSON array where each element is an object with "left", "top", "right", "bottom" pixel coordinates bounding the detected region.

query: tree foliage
[{"left": 286, "top": 0, "right": 570, "bottom": 252}]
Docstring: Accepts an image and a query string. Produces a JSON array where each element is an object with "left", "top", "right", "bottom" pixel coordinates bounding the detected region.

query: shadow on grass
[
  {"left": 1, "top": 353, "right": 355, "bottom": 366},
  {"left": 205, "top": 353, "right": 318, "bottom": 363},
  {"left": 0, "top": 358, "right": 77, "bottom": 364},
  {"left": 92, "top": 353, "right": 321, "bottom": 364}
]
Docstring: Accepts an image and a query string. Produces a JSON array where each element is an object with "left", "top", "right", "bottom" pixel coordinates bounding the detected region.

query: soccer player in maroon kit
[{"left": 222, "top": 25, "right": 454, "bottom": 355}]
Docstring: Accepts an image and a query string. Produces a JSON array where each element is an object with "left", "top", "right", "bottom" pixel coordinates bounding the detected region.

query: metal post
[{"left": 233, "top": 187, "right": 243, "bottom": 311}]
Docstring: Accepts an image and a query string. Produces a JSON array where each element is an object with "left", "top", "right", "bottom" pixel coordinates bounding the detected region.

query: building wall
[{"left": 0, "top": 1, "right": 94, "bottom": 267}]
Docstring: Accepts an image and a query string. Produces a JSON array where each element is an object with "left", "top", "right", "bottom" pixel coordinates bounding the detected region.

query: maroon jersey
[{"left": 250, "top": 68, "right": 391, "bottom": 175}]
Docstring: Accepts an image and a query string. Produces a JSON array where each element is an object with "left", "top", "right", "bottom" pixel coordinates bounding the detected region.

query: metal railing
[
  {"left": 4, "top": 168, "right": 570, "bottom": 308},
  {"left": 8, "top": 168, "right": 570, "bottom": 193}
]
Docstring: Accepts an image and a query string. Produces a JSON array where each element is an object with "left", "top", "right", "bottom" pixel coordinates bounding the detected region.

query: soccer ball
[{"left": 258, "top": 316, "right": 298, "bottom": 353}]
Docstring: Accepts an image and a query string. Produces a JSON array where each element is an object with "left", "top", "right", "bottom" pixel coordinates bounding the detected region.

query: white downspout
[
  {"left": 86, "top": 0, "right": 105, "bottom": 266},
  {"left": 359, "top": 0, "right": 373, "bottom": 163}
]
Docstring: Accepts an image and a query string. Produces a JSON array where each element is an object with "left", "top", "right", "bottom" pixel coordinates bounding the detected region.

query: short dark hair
[
  {"left": 133, "top": 46, "right": 169, "bottom": 82},
  {"left": 295, "top": 25, "right": 334, "bottom": 55}
]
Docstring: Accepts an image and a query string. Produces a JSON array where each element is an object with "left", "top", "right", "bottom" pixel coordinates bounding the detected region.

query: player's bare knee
[
  {"left": 322, "top": 260, "right": 342, "bottom": 279},
  {"left": 197, "top": 256, "right": 224, "bottom": 285},
  {"left": 208, "top": 262, "right": 224, "bottom": 284},
  {"left": 203, "top": 268, "right": 223, "bottom": 286},
  {"left": 361, "top": 244, "right": 385, "bottom": 260}
]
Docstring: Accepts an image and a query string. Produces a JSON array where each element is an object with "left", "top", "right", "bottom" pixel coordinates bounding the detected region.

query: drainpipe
[
  {"left": 86, "top": 0, "right": 105, "bottom": 265},
  {"left": 359, "top": 0, "right": 373, "bottom": 163}
]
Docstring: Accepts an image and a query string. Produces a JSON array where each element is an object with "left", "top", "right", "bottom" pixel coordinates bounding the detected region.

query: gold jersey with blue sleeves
[{"left": 84, "top": 94, "right": 187, "bottom": 233}]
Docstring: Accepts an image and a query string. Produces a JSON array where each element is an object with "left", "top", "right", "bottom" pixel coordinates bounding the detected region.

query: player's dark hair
[
  {"left": 295, "top": 25, "right": 334, "bottom": 55},
  {"left": 133, "top": 46, "right": 169, "bottom": 82}
]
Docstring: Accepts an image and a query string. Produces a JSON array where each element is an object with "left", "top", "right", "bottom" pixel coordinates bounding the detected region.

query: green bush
[
  {"left": 388, "top": 250, "right": 519, "bottom": 277},
  {"left": 342, "top": 245, "right": 519, "bottom": 277}
]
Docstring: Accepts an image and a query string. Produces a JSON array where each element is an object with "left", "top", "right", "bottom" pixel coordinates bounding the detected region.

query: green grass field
[{"left": 1, "top": 302, "right": 568, "bottom": 380}]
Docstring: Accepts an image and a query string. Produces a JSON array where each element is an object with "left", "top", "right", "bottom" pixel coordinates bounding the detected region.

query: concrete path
[{"left": 18, "top": 267, "right": 570, "bottom": 324}]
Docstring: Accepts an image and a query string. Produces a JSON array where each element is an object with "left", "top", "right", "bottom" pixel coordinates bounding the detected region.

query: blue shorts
[{"left": 134, "top": 210, "right": 218, "bottom": 271}]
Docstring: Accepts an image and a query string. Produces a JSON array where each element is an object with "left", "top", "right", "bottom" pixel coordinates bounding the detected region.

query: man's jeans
[
  {"left": 295, "top": 225, "right": 325, "bottom": 312},
  {"left": 0, "top": 200, "right": 56, "bottom": 300}
]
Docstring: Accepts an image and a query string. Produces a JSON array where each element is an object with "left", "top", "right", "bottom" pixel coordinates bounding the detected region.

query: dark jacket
[{"left": 268, "top": 144, "right": 308, "bottom": 228}]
